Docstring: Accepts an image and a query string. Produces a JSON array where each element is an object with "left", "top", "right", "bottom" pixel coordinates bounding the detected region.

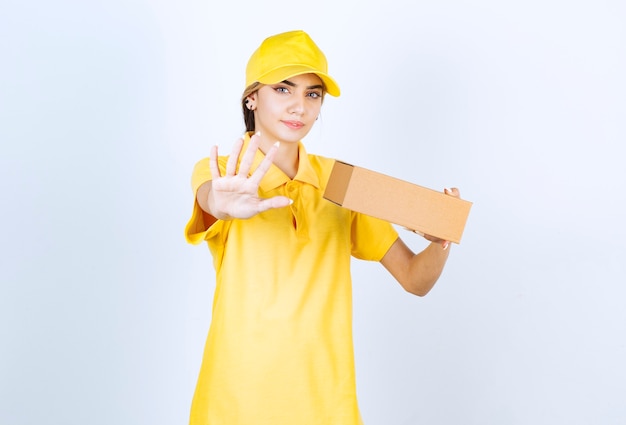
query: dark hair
[{"left": 241, "top": 82, "right": 262, "bottom": 132}]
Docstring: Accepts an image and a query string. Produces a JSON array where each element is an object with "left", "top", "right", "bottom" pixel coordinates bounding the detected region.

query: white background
[{"left": 1, "top": 0, "right": 625, "bottom": 424}]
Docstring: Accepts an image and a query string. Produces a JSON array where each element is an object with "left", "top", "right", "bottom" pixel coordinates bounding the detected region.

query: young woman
[{"left": 185, "top": 30, "right": 461, "bottom": 425}]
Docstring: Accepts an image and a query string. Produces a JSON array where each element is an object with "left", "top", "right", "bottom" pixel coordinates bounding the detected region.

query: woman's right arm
[{"left": 195, "top": 180, "right": 217, "bottom": 228}]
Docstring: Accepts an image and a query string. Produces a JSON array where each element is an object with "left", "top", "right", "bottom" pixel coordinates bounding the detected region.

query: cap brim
[{"left": 255, "top": 65, "right": 341, "bottom": 97}]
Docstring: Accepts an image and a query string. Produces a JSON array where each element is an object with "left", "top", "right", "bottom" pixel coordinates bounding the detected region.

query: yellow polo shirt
[{"left": 185, "top": 134, "right": 398, "bottom": 425}]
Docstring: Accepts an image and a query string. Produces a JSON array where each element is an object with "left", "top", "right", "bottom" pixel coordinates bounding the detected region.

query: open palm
[{"left": 208, "top": 134, "right": 291, "bottom": 220}]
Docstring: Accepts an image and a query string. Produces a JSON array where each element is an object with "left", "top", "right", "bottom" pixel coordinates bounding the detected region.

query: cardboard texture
[{"left": 324, "top": 161, "right": 472, "bottom": 244}]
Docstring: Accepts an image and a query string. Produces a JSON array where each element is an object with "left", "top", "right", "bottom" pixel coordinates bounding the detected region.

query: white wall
[{"left": 1, "top": 1, "right": 624, "bottom": 424}]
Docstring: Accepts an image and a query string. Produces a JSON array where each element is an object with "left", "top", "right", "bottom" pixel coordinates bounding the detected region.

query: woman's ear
[{"left": 245, "top": 94, "right": 257, "bottom": 111}]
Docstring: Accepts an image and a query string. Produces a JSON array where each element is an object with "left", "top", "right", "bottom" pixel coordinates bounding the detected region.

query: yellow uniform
[{"left": 185, "top": 134, "right": 398, "bottom": 425}]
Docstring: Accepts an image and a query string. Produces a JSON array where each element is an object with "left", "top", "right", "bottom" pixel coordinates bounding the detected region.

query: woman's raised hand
[{"left": 207, "top": 133, "right": 292, "bottom": 220}]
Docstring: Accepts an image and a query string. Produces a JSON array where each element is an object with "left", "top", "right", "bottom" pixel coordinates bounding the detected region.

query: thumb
[{"left": 257, "top": 196, "right": 293, "bottom": 213}]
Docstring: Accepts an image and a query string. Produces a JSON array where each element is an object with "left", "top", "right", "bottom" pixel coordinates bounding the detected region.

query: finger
[
  {"left": 237, "top": 133, "right": 261, "bottom": 177},
  {"left": 424, "top": 233, "right": 450, "bottom": 249},
  {"left": 444, "top": 187, "right": 461, "bottom": 198},
  {"left": 248, "top": 141, "right": 279, "bottom": 187},
  {"left": 225, "top": 138, "right": 245, "bottom": 176},
  {"left": 209, "top": 145, "right": 222, "bottom": 179},
  {"left": 423, "top": 233, "right": 443, "bottom": 243},
  {"left": 255, "top": 195, "right": 292, "bottom": 213}
]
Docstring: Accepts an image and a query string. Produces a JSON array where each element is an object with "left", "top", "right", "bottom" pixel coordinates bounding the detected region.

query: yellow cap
[{"left": 245, "top": 30, "right": 340, "bottom": 97}]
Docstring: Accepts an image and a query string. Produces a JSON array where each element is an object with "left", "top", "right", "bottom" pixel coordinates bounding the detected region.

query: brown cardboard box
[{"left": 324, "top": 161, "right": 472, "bottom": 244}]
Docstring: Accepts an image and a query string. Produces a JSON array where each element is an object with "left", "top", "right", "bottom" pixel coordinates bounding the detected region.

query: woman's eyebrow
[{"left": 281, "top": 79, "right": 324, "bottom": 90}]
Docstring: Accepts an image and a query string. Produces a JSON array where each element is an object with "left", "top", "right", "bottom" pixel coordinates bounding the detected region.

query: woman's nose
[{"left": 288, "top": 96, "right": 305, "bottom": 115}]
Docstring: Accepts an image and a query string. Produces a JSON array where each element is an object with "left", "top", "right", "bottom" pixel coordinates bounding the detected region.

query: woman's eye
[
  {"left": 308, "top": 92, "right": 322, "bottom": 98},
  {"left": 275, "top": 87, "right": 289, "bottom": 93}
]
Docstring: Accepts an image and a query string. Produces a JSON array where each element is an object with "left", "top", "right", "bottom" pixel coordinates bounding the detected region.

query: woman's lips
[{"left": 282, "top": 120, "right": 304, "bottom": 129}]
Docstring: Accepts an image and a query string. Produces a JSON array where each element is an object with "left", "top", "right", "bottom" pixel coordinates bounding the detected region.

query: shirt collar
[{"left": 242, "top": 132, "right": 321, "bottom": 191}]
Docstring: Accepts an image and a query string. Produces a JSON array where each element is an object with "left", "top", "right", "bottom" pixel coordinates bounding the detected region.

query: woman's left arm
[{"left": 380, "top": 187, "right": 460, "bottom": 296}]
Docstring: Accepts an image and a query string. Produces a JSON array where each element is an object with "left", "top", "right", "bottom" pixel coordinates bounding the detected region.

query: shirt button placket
[{"left": 286, "top": 183, "right": 297, "bottom": 230}]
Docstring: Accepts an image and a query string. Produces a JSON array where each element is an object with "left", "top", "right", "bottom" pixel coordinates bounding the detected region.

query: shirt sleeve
[
  {"left": 350, "top": 212, "right": 399, "bottom": 261},
  {"left": 184, "top": 156, "right": 226, "bottom": 244}
]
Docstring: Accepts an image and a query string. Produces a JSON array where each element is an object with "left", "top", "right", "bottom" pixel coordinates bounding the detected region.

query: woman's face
[{"left": 250, "top": 73, "right": 324, "bottom": 145}]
